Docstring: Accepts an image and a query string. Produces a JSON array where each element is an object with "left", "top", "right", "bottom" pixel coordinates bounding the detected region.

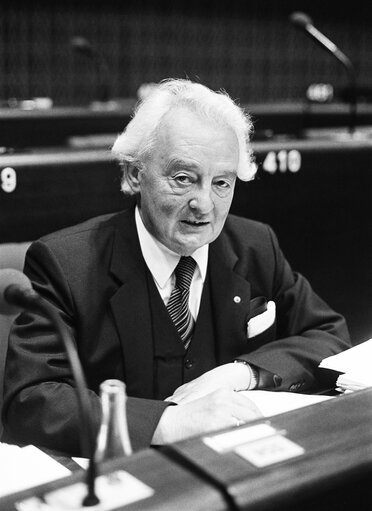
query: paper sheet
[
  {"left": 241, "top": 390, "right": 333, "bottom": 417},
  {"left": 71, "top": 457, "right": 88, "bottom": 469},
  {"left": 319, "top": 338, "right": 372, "bottom": 374},
  {"left": 336, "top": 371, "right": 372, "bottom": 391},
  {"left": 319, "top": 338, "right": 372, "bottom": 391},
  {"left": 0, "top": 443, "right": 70, "bottom": 498}
]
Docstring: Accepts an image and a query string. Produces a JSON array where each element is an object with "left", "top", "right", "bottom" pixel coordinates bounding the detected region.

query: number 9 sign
[{"left": 1, "top": 167, "right": 17, "bottom": 193}]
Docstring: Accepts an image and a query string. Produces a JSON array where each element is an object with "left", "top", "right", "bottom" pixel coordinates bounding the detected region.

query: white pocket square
[{"left": 247, "top": 300, "right": 276, "bottom": 338}]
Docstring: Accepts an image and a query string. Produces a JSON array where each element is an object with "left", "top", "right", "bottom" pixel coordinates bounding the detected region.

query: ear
[{"left": 126, "top": 163, "right": 142, "bottom": 194}]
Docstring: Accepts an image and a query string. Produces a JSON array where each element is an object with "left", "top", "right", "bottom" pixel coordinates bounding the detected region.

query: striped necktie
[{"left": 166, "top": 256, "right": 197, "bottom": 349}]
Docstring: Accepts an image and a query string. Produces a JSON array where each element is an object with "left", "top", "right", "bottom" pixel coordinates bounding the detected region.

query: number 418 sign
[{"left": 262, "top": 150, "right": 301, "bottom": 174}]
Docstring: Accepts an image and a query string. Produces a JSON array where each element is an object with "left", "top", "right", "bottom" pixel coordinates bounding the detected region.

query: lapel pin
[{"left": 233, "top": 296, "right": 241, "bottom": 303}]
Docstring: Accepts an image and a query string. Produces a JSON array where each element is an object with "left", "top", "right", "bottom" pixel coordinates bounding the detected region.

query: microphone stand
[
  {"left": 336, "top": 54, "right": 357, "bottom": 135},
  {"left": 19, "top": 290, "right": 99, "bottom": 506},
  {"left": 70, "top": 36, "right": 111, "bottom": 104},
  {"left": 290, "top": 12, "right": 357, "bottom": 135}
]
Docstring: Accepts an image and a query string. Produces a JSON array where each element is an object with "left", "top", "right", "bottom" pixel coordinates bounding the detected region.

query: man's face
[{"left": 136, "top": 107, "right": 239, "bottom": 255}]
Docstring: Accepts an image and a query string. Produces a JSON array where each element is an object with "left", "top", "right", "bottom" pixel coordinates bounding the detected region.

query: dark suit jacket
[{"left": 2, "top": 208, "right": 350, "bottom": 455}]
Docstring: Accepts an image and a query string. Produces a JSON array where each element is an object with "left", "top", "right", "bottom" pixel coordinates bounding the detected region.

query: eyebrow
[
  {"left": 165, "top": 159, "right": 199, "bottom": 173},
  {"left": 165, "top": 159, "right": 237, "bottom": 177},
  {"left": 217, "top": 170, "right": 237, "bottom": 179}
]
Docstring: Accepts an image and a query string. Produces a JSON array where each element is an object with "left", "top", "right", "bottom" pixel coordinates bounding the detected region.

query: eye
[
  {"left": 213, "top": 177, "right": 235, "bottom": 198},
  {"left": 214, "top": 179, "right": 233, "bottom": 190},
  {"left": 173, "top": 173, "right": 194, "bottom": 186},
  {"left": 215, "top": 180, "right": 230, "bottom": 189}
]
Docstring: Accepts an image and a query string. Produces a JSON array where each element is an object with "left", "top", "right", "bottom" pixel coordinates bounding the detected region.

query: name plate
[
  {"left": 235, "top": 434, "right": 305, "bottom": 467},
  {"left": 203, "top": 423, "right": 277, "bottom": 453},
  {"left": 203, "top": 422, "right": 305, "bottom": 467}
]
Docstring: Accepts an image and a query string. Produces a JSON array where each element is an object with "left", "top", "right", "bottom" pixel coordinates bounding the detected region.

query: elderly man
[{"left": 2, "top": 79, "right": 350, "bottom": 454}]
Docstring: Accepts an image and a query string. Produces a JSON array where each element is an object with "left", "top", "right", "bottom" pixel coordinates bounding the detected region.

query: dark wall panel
[{"left": 0, "top": 0, "right": 371, "bottom": 105}]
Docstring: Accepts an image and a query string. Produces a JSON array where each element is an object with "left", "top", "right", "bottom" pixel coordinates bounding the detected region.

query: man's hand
[
  {"left": 165, "top": 363, "right": 252, "bottom": 404},
  {"left": 152, "top": 388, "right": 262, "bottom": 444}
]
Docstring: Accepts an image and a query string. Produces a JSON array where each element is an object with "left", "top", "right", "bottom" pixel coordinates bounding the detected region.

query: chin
[{"left": 176, "top": 238, "right": 211, "bottom": 255}]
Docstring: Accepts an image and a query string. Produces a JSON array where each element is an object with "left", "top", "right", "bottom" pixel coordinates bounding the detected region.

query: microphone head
[
  {"left": 290, "top": 11, "right": 313, "bottom": 29},
  {"left": 71, "top": 36, "right": 94, "bottom": 56},
  {"left": 0, "top": 269, "right": 32, "bottom": 316}
]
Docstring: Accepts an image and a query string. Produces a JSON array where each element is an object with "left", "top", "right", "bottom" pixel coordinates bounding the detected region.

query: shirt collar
[{"left": 135, "top": 206, "right": 208, "bottom": 289}]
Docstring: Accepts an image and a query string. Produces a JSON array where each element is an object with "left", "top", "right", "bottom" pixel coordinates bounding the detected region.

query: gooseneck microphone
[
  {"left": 70, "top": 35, "right": 111, "bottom": 103},
  {"left": 0, "top": 269, "right": 99, "bottom": 507},
  {"left": 0, "top": 269, "right": 37, "bottom": 316},
  {"left": 290, "top": 11, "right": 357, "bottom": 134}
]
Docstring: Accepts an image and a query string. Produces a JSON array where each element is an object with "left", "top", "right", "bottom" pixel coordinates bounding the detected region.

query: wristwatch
[{"left": 234, "top": 359, "right": 259, "bottom": 390}]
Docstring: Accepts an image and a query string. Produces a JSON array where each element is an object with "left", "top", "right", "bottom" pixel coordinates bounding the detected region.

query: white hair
[{"left": 112, "top": 78, "right": 257, "bottom": 195}]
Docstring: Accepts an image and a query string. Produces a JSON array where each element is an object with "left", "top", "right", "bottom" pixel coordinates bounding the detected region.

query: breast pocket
[{"left": 247, "top": 299, "right": 276, "bottom": 349}]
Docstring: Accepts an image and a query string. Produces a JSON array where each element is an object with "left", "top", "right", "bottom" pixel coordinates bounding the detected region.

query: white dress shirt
[{"left": 135, "top": 206, "right": 208, "bottom": 320}]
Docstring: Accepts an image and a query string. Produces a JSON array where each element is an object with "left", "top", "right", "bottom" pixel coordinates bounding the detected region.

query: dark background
[{"left": 0, "top": 0, "right": 371, "bottom": 105}]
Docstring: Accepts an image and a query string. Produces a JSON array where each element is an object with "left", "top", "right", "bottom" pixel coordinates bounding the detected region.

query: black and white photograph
[{"left": 0, "top": 1, "right": 371, "bottom": 509}]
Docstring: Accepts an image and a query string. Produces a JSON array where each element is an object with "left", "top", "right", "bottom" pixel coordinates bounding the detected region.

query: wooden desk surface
[
  {"left": 0, "top": 448, "right": 227, "bottom": 511},
  {"left": 167, "top": 388, "right": 372, "bottom": 511},
  {"left": 1, "top": 390, "right": 371, "bottom": 510}
]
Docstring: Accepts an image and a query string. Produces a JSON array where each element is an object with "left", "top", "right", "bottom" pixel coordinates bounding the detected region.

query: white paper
[
  {"left": 71, "top": 457, "right": 89, "bottom": 469},
  {"left": 0, "top": 443, "right": 70, "bottom": 498},
  {"left": 319, "top": 338, "right": 372, "bottom": 374},
  {"left": 241, "top": 389, "right": 333, "bottom": 417},
  {"left": 336, "top": 371, "right": 372, "bottom": 392},
  {"left": 319, "top": 338, "right": 372, "bottom": 392}
]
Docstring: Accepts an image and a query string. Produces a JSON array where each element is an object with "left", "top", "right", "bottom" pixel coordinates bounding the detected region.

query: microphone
[
  {"left": 0, "top": 269, "right": 99, "bottom": 506},
  {"left": 0, "top": 269, "right": 37, "bottom": 316},
  {"left": 290, "top": 11, "right": 357, "bottom": 134},
  {"left": 70, "top": 35, "right": 111, "bottom": 103}
]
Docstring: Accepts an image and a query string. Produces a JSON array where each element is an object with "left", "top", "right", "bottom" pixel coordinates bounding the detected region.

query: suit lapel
[
  {"left": 108, "top": 211, "right": 154, "bottom": 398},
  {"left": 209, "top": 233, "right": 252, "bottom": 364},
  {"left": 107, "top": 210, "right": 254, "bottom": 394}
]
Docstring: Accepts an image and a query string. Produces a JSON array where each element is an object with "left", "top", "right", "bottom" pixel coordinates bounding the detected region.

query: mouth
[{"left": 182, "top": 220, "right": 210, "bottom": 228}]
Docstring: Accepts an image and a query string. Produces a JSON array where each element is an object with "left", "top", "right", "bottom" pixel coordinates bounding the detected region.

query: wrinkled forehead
[
  {"left": 152, "top": 106, "right": 239, "bottom": 160},
  {"left": 141, "top": 112, "right": 238, "bottom": 180}
]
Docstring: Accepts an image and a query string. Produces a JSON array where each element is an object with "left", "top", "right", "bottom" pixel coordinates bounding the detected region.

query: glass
[{"left": 95, "top": 379, "right": 132, "bottom": 463}]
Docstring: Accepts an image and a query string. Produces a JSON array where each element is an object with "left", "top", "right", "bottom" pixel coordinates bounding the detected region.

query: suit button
[{"left": 185, "top": 359, "right": 194, "bottom": 369}]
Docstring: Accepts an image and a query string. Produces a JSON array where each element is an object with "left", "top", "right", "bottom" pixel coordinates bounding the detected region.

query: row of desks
[
  {"left": 2, "top": 101, "right": 372, "bottom": 147},
  {"left": 2, "top": 135, "right": 371, "bottom": 241},
  {"left": 1, "top": 388, "right": 372, "bottom": 510},
  {"left": 1, "top": 136, "right": 372, "bottom": 343}
]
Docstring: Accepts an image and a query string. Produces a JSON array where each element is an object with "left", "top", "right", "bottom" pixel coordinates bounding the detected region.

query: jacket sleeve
[
  {"left": 236, "top": 225, "right": 351, "bottom": 392},
  {"left": 2, "top": 240, "right": 170, "bottom": 456}
]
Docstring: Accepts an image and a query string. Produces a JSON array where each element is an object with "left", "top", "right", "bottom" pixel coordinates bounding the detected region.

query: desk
[
  {"left": 0, "top": 148, "right": 131, "bottom": 242},
  {"left": 1, "top": 390, "right": 371, "bottom": 510},
  {"left": 2, "top": 102, "right": 372, "bottom": 148},
  {"left": 1, "top": 102, "right": 136, "bottom": 148},
  {"left": 0, "top": 448, "right": 227, "bottom": 511},
  {"left": 249, "top": 102, "right": 372, "bottom": 137},
  {"left": 166, "top": 388, "right": 372, "bottom": 511},
  {"left": 2, "top": 137, "right": 371, "bottom": 241}
]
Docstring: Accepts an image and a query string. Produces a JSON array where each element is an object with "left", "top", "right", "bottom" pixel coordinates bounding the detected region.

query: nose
[{"left": 189, "top": 186, "right": 214, "bottom": 215}]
